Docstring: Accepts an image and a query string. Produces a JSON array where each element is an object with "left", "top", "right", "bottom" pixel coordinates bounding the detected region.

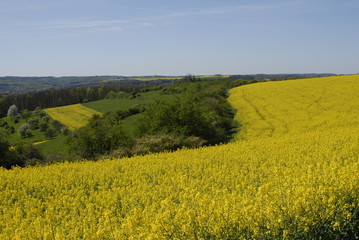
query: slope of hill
[
  {"left": 229, "top": 75, "right": 359, "bottom": 140},
  {"left": 44, "top": 104, "right": 101, "bottom": 130},
  {"left": 0, "top": 75, "right": 358, "bottom": 239}
]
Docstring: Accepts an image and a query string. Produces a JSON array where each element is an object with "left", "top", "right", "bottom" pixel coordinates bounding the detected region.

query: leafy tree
[
  {"left": 7, "top": 104, "right": 18, "bottom": 117},
  {"left": 52, "top": 120, "right": 64, "bottom": 132},
  {"left": 131, "top": 134, "right": 205, "bottom": 156},
  {"left": 20, "top": 109, "right": 31, "bottom": 119},
  {"left": 136, "top": 81, "right": 237, "bottom": 145},
  {"left": 12, "top": 117, "right": 19, "bottom": 123},
  {"left": 0, "top": 120, "right": 8, "bottom": 127},
  {"left": 42, "top": 116, "right": 50, "bottom": 122},
  {"left": 67, "top": 115, "right": 133, "bottom": 159},
  {"left": 33, "top": 107, "right": 42, "bottom": 116},
  {"left": 39, "top": 123, "right": 48, "bottom": 132},
  {"left": 24, "top": 129, "right": 33, "bottom": 138},
  {"left": 61, "top": 126, "right": 70, "bottom": 136},
  {"left": 136, "top": 94, "right": 213, "bottom": 144},
  {"left": 28, "top": 118, "right": 39, "bottom": 130},
  {"left": 45, "top": 128, "right": 56, "bottom": 139},
  {"left": 5, "top": 125, "right": 15, "bottom": 134},
  {"left": 0, "top": 143, "right": 44, "bottom": 169},
  {"left": 0, "top": 134, "right": 9, "bottom": 159},
  {"left": 18, "top": 123, "right": 31, "bottom": 138},
  {"left": 16, "top": 145, "right": 44, "bottom": 167}
]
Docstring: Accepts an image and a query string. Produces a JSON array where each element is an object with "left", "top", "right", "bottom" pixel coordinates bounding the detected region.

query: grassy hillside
[
  {"left": 36, "top": 90, "right": 171, "bottom": 158},
  {"left": 82, "top": 90, "right": 165, "bottom": 113},
  {"left": 1, "top": 116, "right": 48, "bottom": 145},
  {"left": 43, "top": 90, "right": 171, "bottom": 134},
  {"left": 0, "top": 75, "right": 358, "bottom": 239}
]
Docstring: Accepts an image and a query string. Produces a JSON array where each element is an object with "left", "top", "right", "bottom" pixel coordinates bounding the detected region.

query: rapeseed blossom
[{"left": 0, "top": 75, "right": 358, "bottom": 239}]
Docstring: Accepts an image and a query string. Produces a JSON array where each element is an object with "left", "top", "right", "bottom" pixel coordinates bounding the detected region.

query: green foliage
[
  {"left": 7, "top": 104, "right": 18, "bottom": 117},
  {"left": 136, "top": 80, "right": 238, "bottom": 145},
  {"left": 4, "top": 125, "right": 15, "bottom": 134},
  {"left": 24, "top": 129, "right": 33, "bottom": 138},
  {"left": 28, "top": 118, "right": 39, "bottom": 130},
  {"left": 0, "top": 120, "right": 8, "bottom": 127},
  {"left": 0, "top": 136, "right": 44, "bottom": 169},
  {"left": 39, "top": 123, "right": 48, "bottom": 132},
  {"left": 61, "top": 126, "right": 70, "bottom": 136},
  {"left": 33, "top": 107, "right": 43, "bottom": 116},
  {"left": 83, "top": 90, "right": 165, "bottom": 114},
  {"left": 131, "top": 134, "right": 205, "bottom": 156},
  {"left": 0, "top": 133, "right": 9, "bottom": 157},
  {"left": 42, "top": 116, "right": 50, "bottom": 122},
  {"left": 67, "top": 114, "right": 133, "bottom": 159},
  {"left": 52, "top": 120, "right": 63, "bottom": 132},
  {"left": 20, "top": 109, "right": 31, "bottom": 119},
  {"left": 18, "top": 123, "right": 31, "bottom": 138},
  {"left": 66, "top": 80, "right": 242, "bottom": 160},
  {"left": 104, "top": 91, "right": 131, "bottom": 99},
  {"left": 45, "top": 128, "right": 56, "bottom": 139}
]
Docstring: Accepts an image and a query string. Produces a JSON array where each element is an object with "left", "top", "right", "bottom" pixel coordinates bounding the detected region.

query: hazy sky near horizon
[{"left": 1, "top": 0, "right": 358, "bottom": 76}]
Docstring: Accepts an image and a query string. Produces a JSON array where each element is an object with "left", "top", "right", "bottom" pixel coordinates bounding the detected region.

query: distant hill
[
  {"left": 0, "top": 76, "right": 174, "bottom": 95},
  {"left": 0, "top": 74, "right": 336, "bottom": 95}
]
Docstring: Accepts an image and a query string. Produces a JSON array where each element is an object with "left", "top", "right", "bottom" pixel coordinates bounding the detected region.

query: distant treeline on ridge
[{"left": 0, "top": 84, "right": 155, "bottom": 117}]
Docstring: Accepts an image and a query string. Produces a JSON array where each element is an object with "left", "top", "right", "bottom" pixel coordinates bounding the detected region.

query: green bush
[
  {"left": 45, "top": 128, "right": 56, "bottom": 139},
  {"left": 0, "top": 138, "right": 44, "bottom": 169},
  {"left": 28, "top": 118, "right": 39, "bottom": 130},
  {"left": 18, "top": 123, "right": 31, "bottom": 138},
  {"left": 136, "top": 82, "right": 237, "bottom": 145},
  {"left": 0, "top": 120, "right": 8, "bottom": 127},
  {"left": 61, "top": 126, "right": 70, "bottom": 136},
  {"left": 67, "top": 115, "right": 133, "bottom": 159},
  {"left": 20, "top": 109, "right": 31, "bottom": 119},
  {"left": 39, "top": 123, "right": 48, "bottom": 132},
  {"left": 131, "top": 134, "right": 206, "bottom": 156}
]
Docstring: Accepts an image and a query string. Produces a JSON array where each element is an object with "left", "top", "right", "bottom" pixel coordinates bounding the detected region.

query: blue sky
[{"left": 1, "top": 0, "right": 358, "bottom": 76}]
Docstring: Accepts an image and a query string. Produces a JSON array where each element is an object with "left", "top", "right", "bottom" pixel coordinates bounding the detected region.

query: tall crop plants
[{"left": 0, "top": 75, "right": 358, "bottom": 239}]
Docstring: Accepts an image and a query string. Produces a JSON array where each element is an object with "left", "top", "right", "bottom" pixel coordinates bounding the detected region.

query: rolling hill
[{"left": 0, "top": 75, "right": 358, "bottom": 239}]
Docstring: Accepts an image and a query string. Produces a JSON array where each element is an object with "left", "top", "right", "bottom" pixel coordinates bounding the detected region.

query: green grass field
[
  {"left": 1, "top": 89, "right": 173, "bottom": 160},
  {"left": 1, "top": 116, "right": 48, "bottom": 145},
  {"left": 83, "top": 90, "right": 174, "bottom": 136},
  {"left": 82, "top": 90, "right": 165, "bottom": 113}
]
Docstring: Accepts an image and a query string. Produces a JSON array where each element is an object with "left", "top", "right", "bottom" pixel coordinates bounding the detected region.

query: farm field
[
  {"left": 44, "top": 90, "right": 169, "bottom": 129},
  {"left": 44, "top": 104, "right": 101, "bottom": 130},
  {"left": 35, "top": 90, "right": 171, "bottom": 157},
  {"left": 228, "top": 75, "right": 359, "bottom": 140},
  {"left": 0, "top": 75, "right": 358, "bottom": 239}
]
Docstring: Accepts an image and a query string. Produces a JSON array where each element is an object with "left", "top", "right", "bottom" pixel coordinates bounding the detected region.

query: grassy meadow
[
  {"left": 1, "top": 116, "right": 48, "bottom": 145},
  {"left": 0, "top": 75, "right": 358, "bottom": 239},
  {"left": 82, "top": 90, "right": 165, "bottom": 113},
  {"left": 26, "top": 90, "right": 168, "bottom": 158}
]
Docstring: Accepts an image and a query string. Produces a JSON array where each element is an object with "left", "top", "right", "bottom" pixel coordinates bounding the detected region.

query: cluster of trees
[
  {"left": 0, "top": 105, "right": 66, "bottom": 140},
  {"left": 0, "top": 76, "right": 174, "bottom": 95},
  {"left": 1, "top": 77, "right": 257, "bottom": 168},
  {"left": 0, "top": 136, "right": 44, "bottom": 169},
  {"left": 0, "top": 104, "right": 71, "bottom": 168},
  {"left": 0, "top": 84, "right": 160, "bottom": 117},
  {"left": 67, "top": 79, "right": 241, "bottom": 159}
]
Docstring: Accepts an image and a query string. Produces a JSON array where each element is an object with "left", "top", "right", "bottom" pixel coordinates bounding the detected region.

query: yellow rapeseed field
[
  {"left": 44, "top": 104, "right": 101, "bottom": 130},
  {"left": 0, "top": 75, "right": 358, "bottom": 239}
]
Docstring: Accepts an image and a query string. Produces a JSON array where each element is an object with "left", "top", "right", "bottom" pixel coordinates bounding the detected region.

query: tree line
[
  {"left": 0, "top": 84, "right": 161, "bottom": 117},
  {"left": 67, "top": 79, "right": 252, "bottom": 160}
]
